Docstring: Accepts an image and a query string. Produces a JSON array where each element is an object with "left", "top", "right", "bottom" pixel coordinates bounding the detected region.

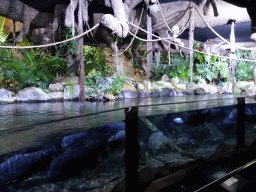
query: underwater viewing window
[{"left": 1, "top": 96, "right": 256, "bottom": 191}]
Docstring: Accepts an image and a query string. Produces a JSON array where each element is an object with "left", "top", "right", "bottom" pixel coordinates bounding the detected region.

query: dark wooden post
[
  {"left": 13, "top": 20, "right": 16, "bottom": 44},
  {"left": 147, "top": 12, "right": 153, "bottom": 87},
  {"left": 189, "top": 6, "right": 194, "bottom": 95},
  {"left": 78, "top": 0, "right": 85, "bottom": 102},
  {"left": 230, "top": 21, "right": 236, "bottom": 94},
  {"left": 237, "top": 97, "right": 245, "bottom": 148},
  {"left": 125, "top": 107, "right": 139, "bottom": 191}
]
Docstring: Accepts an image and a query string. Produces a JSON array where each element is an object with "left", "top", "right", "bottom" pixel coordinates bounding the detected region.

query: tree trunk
[
  {"left": 146, "top": 13, "right": 153, "bottom": 87},
  {"left": 78, "top": 0, "right": 85, "bottom": 102},
  {"left": 110, "top": 0, "right": 129, "bottom": 38},
  {"left": 230, "top": 21, "right": 236, "bottom": 94},
  {"left": 189, "top": 6, "right": 194, "bottom": 95}
]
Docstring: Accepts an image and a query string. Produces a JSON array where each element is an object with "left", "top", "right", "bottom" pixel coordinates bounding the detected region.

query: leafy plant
[
  {"left": 42, "top": 56, "right": 69, "bottom": 77},
  {"left": 193, "top": 42, "right": 206, "bottom": 64},
  {"left": 195, "top": 62, "right": 215, "bottom": 82},
  {"left": 212, "top": 59, "right": 229, "bottom": 80},
  {"left": 169, "top": 55, "right": 190, "bottom": 81},
  {"left": 235, "top": 50, "right": 255, "bottom": 81},
  {"left": 85, "top": 71, "right": 105, "bottom": 93},
  {"left": 83, "top": 45, "right": 107, "bottom": 75},
  {"left": 57, "top": 27, "right": 78, "bottom": 56},
  {"left": 0, "top": 16, "right": 8, "bottom": 43},
  {"left": 85, "top": 69, "right": 125, "bottom": 96},
  {"left": 0, "top": 49, "right": 55, "bottom": 92},
  {"left": 64, "top": 80, "right": 75, "bottom": 95},
  {"left": 105, "top": 76, "right": 125, "bottom": 96}
]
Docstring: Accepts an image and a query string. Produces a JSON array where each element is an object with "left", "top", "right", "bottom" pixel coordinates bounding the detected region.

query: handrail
[{"left": 194, "top": 158, "right": 256, "bottom": 192}]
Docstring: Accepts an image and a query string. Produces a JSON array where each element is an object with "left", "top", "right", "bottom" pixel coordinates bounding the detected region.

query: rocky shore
[{"left": 0, "top": 75, "right": 255, "bottom": 103}]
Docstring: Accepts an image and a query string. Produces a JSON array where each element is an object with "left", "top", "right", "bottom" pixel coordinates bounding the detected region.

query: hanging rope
[
  {"left": 193, "top": 6, "right": 256, "bottom": 51},
  {"left": 0, "top": 2, "right": 256, "bottom": 64},
  {"left": 155, "top": 0, "right": 192, "bottom": 37},
  {"left": 126, "top": 20, "right": 256, "bottom": 63},
  {"left": 0, "top": 23, "right": 99, "bottom": 49}
]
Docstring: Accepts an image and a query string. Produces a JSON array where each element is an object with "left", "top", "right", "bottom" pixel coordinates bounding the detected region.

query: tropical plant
[
  {"left": 0, "top": 49, "right": 55, "bottom": 92},
  {"left": 194, "top": 62, "right": 215, "bottom": 82},
  {"left": 57, "top": 27, "right": 78, "bottom": 56},
  {"left": 42, "top": 56, "right": 69, "bottom": 77},
  {"left": 105, "top": 76, "right": 125, "bottom": 96},
  {"left": 83, "top": 45, "right": 107, "bottom": 75},
  {"left": 235, "top": 50, "right": 255, "bottom": 81},
  {"left": 0, "top": 16, "right": 8, "bottom": 43},
  {"left": 169, "top": 55, "right": 190, "bottom": 81}
]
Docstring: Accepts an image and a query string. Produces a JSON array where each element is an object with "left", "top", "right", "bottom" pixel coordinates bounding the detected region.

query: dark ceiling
[
  {"left": 180, "top": 21, "right": 253, "bottom": 42},
  {"left": 18, "top": 0, "right": 69, "bottom": 13},
  {"left": 17, "top": 0, "right": 254, "bottom": 42}
]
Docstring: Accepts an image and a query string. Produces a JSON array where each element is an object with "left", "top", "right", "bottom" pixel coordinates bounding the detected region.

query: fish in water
[
  {"left": 46, "top": 140, "right": 108, "bottom": 181},
  {"left": 61, "top": 130, "right": 91, "bottom": 148},
  {"left": 174, "top": 118, "right": 183, "bottom": 124},
  {"left": 107, "top": 130, "right": 125, "bottom": 143},
  {"left": 0, "top": 149, "right": 53, "bottom": 185},
  {"left": 185, "top": 109, "right": 211, "bottom": 126}
]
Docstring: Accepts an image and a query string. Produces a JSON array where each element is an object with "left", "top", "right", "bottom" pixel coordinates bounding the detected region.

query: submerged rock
[{"left": 147, "top": 131, "right": 170, "bottom": 155}]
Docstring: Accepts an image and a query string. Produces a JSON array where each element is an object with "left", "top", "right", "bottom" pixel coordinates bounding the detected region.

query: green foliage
[
  {"left": 212, "top": 59, "right": 229, "bottom": 79},
  {"left": 105, "top": 76, "right": 126, "bottom": 96},
  {"left": 85, "top": 70, "right": 125, "bottom": 96},
  {"left": 85, "top": 71, "right": 105, "bottom": 92},
  {"left": 57, "top": 27, "right": 78, "bottom": 56},
  {"left": 195, "top": 62, "right": 215, "bottom": 82},
  {"left": 235, "top": 50, "right": 255, "bottom": 81},
  {"left": 0, "top": 49, "right": 58, "bottom": 92},
  {"left": 42, "top": 56, "right": 69, "bottom": 77},
  {"left": 0, "top": 16, "right": 8, "bottom": 43},
  {"left": 83, "top": 45, "right": 107, "bottom": 75},
  {"left": 169, "top": 55, "right": 190, "bottom": 81},
  {"left": 64, "top": 80, "right": 75, "bottom": 95},
  {"left": 193, "top": 42, "right": 206, "bottom": 64}
]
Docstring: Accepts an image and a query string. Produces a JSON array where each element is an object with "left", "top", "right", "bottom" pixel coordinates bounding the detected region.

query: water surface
[{"left": 1, "top": 94, "right": 255, "bottom": 154}]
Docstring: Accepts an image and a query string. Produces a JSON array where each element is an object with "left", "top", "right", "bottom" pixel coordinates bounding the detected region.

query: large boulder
[
  {"left": 49, "top": 83, "right": 64, "bottom": 92},
  {"left": 47, "top": 91, "right": 64, "bottom": 101},
  {"left": 17, "top": 87, "right": 50, "bottom": 102},
  {"left": 51, "top": 76, "right": 79, "bottom": 86},
  {"left": 222, "top": 82, "right": 233, "bottom": 94},
  {"left": 193, "top": 87, "right": 207, "bottom": 95},
  {"left": 0, "top": 88, "right": 14, "bottom": 102},
  {"left": 247, "top": 84, "right": 256, "bottom": 96}
]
